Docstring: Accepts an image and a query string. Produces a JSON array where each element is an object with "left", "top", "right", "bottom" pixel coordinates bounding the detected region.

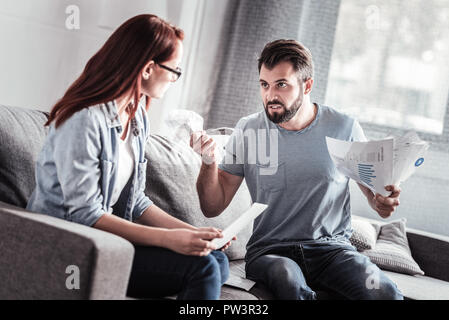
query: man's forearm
[{"left": 197, "top": 162, "right": 226, "bottom": 217}]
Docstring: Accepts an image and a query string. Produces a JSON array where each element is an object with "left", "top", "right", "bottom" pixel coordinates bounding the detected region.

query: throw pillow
[
  {"left": 362, "top": 218, "right": 425, "bottom": 276},
  {"left": 349, "top": 217, "right": 381, "bottom": 250},
  {"left": 144, "top": 133, "right": 253, "bottom": 261}
]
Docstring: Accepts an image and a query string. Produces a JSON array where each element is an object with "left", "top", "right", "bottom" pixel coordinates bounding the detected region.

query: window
[{"left": 326, "top": 0, "right": 449, "bottom": 135}]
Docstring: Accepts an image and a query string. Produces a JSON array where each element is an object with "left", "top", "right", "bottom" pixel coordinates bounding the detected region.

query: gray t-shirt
[{"left": 218, "top": 104, "right": 366, "bottom": 263}]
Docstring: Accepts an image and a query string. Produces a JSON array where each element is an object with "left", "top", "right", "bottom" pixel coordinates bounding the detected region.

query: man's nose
[{"left": 265, "top": 87, "right": 277, "bottom": 102}]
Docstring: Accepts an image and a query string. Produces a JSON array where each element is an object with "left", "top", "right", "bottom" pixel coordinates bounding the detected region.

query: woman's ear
[{"left": 142, "top": 61, "right": 155, "bottom": 80}]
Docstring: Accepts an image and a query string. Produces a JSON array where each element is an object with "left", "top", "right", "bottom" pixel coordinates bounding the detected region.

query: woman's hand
[
  {"left": 162, "top": 227, "right": 223, "bottom": 256},
  {"left": 219, "top": 236, "right": 237, "bottom": 251},
  {"left": 199, "top": 227, "right": 237, "bottom": 251},
  {"left": 197, "top": 227, "right": 236, "bottom": 251}
]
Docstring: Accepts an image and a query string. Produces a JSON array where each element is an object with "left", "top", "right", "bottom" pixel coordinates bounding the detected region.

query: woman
[{"left": 26, "top": 14, "right": 229, "bottom": 300}]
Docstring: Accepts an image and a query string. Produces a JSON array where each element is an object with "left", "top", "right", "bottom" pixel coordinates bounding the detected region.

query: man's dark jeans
[{"left": 246, "top": 241, "right": 403, "bottom": 300}]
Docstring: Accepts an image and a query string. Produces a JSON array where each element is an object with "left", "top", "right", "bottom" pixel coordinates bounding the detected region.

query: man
[{"left": 190, "top": 39, "right": 403, "bottom": 300}]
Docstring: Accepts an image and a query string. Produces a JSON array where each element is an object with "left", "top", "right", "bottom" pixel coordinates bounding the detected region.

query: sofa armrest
[
  {"left": 406, "top": 228, "right": 449, "bottom": 282},
  {"left": 0, "top": 201, "right": 135, "bottom": 299}
]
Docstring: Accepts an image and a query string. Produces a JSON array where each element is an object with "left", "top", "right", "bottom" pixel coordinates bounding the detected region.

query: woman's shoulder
[{"left": 52, "top": 103, "right": 108, "bottom": 137}]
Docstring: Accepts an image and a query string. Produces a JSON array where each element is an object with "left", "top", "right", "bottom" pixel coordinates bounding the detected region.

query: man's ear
[
  {"left": 304, "top": 78, "right": 314, "bottom": 95},
  {"left": 142, "top": 61, "right": 155, "bottom": 80}
]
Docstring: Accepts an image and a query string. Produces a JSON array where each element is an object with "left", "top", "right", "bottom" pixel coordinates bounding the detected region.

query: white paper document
[
  {"left": 326, "top": 132, "right": 429, "bottom": 196},
  {"left": 224, "top": 261, "right": 256, "bottom": 291},
  {"left": 212, "top": 203, "right": 268, "bottom": 249}
]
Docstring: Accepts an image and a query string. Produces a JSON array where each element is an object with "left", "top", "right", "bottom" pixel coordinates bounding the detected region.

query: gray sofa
[{"left": 1, "top": 104, "right": 449, "bottom": 300}]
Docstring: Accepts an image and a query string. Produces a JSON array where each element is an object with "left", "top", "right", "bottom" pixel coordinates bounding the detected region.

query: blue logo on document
[{"left": 415, "top": 158, "right": 424, "bottom": 167}]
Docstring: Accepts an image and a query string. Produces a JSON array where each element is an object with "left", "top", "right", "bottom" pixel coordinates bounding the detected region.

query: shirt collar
[
  {"left": 102, "top": 98, "right": 144, "bottom": 137},
  {"left": 102, "top": 100, "right": 122, "bottom": 129}
]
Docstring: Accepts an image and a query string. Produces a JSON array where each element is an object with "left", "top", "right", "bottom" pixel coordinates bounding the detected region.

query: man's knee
[
  {"left": 359, "top": 269, "right": 403, "bottom": 300},
  {"left": 259, "top": 256, "right": 316, "bottom": 300},
  {"left": 367, "top": 278, "right": 403, "bottom": 300},
  {"left": 269, "top": 259, "right": 300, "bottom": 284},
  {"left": 358, "top": 258, "right": 403, "bottom": 300},
  {"left": 327, "top": 249, "right": 403, "bottom": 300}
]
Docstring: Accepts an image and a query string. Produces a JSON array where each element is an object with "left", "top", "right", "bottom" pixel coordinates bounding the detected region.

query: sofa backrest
[
  {"left": 0, "top": 105, "right": 49, "bottom": 208},
  {"left": 0, "top": 104, "right": 254, "bottom": 260}
]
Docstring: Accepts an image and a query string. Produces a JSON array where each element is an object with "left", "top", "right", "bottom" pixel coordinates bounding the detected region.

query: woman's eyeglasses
[{"left": 157, "top": 63, "right": 182, "bottom": 82}]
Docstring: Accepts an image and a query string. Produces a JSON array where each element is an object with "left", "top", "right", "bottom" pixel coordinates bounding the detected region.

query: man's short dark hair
[{"left": 258, "top": 39, "right": 314, "bottom": 82}]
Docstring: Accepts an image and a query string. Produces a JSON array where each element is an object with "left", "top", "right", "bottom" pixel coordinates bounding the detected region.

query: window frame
[
  {"left": 356, "top": 93, "right": 449, "bottom": 152},
  {"left": 325, "top": 0, "right": 449, "bottom": 150}
]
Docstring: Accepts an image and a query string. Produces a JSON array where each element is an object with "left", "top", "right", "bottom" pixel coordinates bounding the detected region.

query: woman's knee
[
  {"left": 190, "top": 252, "right": 225, "bottom": 286},
  {"left": 210, "top": 250, "right": 230, "bottom": 284},
  {"left": 178, "top": 253, "right": 226, "bottom": 300}
]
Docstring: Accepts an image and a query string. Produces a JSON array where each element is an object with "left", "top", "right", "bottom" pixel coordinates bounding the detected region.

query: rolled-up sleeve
[
  {"left": 132, "top": 190, "right": 153, "bottom": 221},
  {"left": 52, "top": 109, "right": 105, "bottom": 226}
]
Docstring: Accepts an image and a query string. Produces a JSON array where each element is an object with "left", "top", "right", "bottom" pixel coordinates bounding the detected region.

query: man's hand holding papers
[
  {"left": 326, "top": 132, "right": 428, "bottom": 196},
  {"left": 326, "top": 132, "right": 428, "bottom": 218}
]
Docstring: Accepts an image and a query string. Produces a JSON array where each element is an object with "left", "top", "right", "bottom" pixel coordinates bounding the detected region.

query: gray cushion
[
  {"left": 144, "top": 134, "right": 253, "bottom": 260},
  {"left": 362, "top": 218, "right": 424, "bottom": 276},
  {"left": 0, "top": 105, "right": 49, "bottom": 208},
  {"left": 220, "top": 285, "right": 259, "bottom": 300},
  {"left": 350, "top": 217, "right": 381, "bottom": 250}
]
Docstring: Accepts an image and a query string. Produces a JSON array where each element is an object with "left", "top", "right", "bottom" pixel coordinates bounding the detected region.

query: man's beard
[{"left": 264, "top": 94, "right": 303, "bottom": 124}]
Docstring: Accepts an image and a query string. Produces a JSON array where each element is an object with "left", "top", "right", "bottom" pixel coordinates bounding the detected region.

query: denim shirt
[{"left": 26, "top": 99, "right": 153, "bottom": 226}]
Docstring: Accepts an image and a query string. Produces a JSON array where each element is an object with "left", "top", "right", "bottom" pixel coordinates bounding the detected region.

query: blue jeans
[
  {"left": 246, "top": 241, "right": 403, "bottom": 300},
  {"left": 127, "top": 246, "right": 229, "bottom": 300}
]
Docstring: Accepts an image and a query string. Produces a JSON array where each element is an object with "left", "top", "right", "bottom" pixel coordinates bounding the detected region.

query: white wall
[
  {"left": 0, "top": 0, "right": 227, "bottom": 134},
  {"left": 1, "top": 0, "right": 101, "bottom": 110}
]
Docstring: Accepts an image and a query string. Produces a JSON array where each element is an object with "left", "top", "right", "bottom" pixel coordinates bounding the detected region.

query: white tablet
[{"left": 212, "top": 203, "right": 268, "bottom": 249}]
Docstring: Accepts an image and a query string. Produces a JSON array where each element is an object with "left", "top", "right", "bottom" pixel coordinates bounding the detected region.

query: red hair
[{"left": 46, "top": 14, "right": 184, "bottom": 128}]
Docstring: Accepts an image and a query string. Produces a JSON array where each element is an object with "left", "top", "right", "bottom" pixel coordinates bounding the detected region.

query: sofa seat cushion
[
  {"left": 383, "top": 270, "right": 449, "bottom": 300},
  {"left": 220, "top": 285, "right": 260, "bottom": 300}
]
